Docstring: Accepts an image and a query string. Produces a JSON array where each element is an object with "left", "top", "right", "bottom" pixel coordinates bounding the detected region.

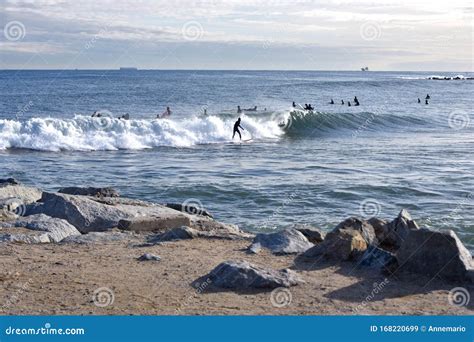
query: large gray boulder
[
  {"left": 304, "top": 228, "right": 367, "bottom": 261},
  {"left": 12, "top": 214, "right": 80, "bottom": 242},
  {"left": 0, "top": 214, "right": 80, "bottom": 243},
  {"left": 382, "top": 209, "right": 419, "bottom": 249},
  {"left": 292, "top": 224, "right": 326, "bottom": 244},
  {"left": 27, "top": 192, "right": 133, "bottom": 233},
  {"left": 332, "top": 217, "right": 378, "bottom": 245},
  {"left": 397, "top": 228, "right": 473, "bottom": 281},
  {"left": 197, "top": 260, "right": 302, "bottom": 289},
  {"left": 118, "top": 213, "right": 191, "bottom": 232},
  {"left": 0, "top": 230, "right": 51, "bottom": 244},
  {"left": 58, "top": 186, "right": 120, "bottom": 198},
  {"left": 27, "top": 192, "right": 193, "bottom": 234},
  {"left": 249, "top": 228, "right": 314, "bottom": 255},
  {"left": 0, "top": 184, "right": 42, "bottom": 204},
  {"left": 0, "top": 184, "right": 42, "bottom": 219}
]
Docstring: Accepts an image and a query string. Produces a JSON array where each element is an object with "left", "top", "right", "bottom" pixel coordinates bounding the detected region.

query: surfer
[
  {"left": 237, "top": 106, "right": 242, "bottom": 114},
  {"left": 425, "top": 94, "right": 431, "bottom": 100},
  {"left": 425, "top": 99, "right": 429, "bottom": 105},
  {"left": 348, "top": 101, "right": 351, "bottom": 107},
  {"left": 341, "top": 100, "right": 344, "bottom": 105},
  {"left": 232, "top": 117, "right": 245, "bottom": 140},
  {"left": 418, "top": 98, "right": 421, "bottom": 103},
  {"left": 158, "top": 107, "right": 171, "bottom": 119},
  {"left": 354, "top": 96, "right": 360, "bottom": 106},
  {"left": 330, "top": 99, "right": 334, "bottom": 104},
  {"left": 119, "top": 113, "right": 130, "bottom": 120},
  {"left": 91, "top": 111, "right": 102, "bottom": 118},
  {"left": 292, "top": 101, "right": 296, "bottom": 108}
]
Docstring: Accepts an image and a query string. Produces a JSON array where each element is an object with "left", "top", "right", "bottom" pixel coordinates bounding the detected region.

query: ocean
[{"left": 0, "top": 70, "right": 473, "bottom": 250}]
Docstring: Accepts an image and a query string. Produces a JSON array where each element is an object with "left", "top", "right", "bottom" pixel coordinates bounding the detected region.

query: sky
[{"left": 0, "top": 0, "right": 473, "bottom": 71}]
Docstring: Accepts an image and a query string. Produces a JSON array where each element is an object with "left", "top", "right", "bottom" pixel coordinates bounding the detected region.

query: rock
[
  {"left": 61, "top": 231, "right": 134, "bottom": 244},
  {"left": 0, "top": 184, "right": 42, "bottom": 203},
  {"left": 165, "top": 203, "right": 213, "bottom": 218},
  {"left": 27, "top": 192, "right": 193, "bottom": 234},
  {"left": 0, "top": 178, "right": 20, "bottom": 185},
  {"left": 249, "top": 228, "right": 314, "bottom": 255},
  {"left": 396, "top": 228, "right": 473, "bottom": 281},
  {"left": 358, "top": 245, "right": 396, "bottom": 270},
  {"left": 10, "top": 214, "right": 80, "bottom": 242},
  {"left": 0, "top": 230, "right": 51, "bottom": 244},
  {"left": 197, "top": 260, "right": 302, "bottom": 289},
  {"left": 0, "top": 214, "right": 80, "bottom": 243},
  {"left": 27, "top": 192, "right": 133, "bottom": 233},
  {"left": 190, "top": 218, "right": 254, "bottom": 240},
  {"left": 368, "top": 217, "right": 389, "bottom": 244},
  {"left": 137, "top": 253, "right": 161, "bottom": 261},
  {"left": 153, "top": 226, "right": 200, "bottom": 242},
  {"left": 383, "top": 209, "right": 419, "bottom": 249},
  {"left": 0, "top": 198, "right": 27, "bottom": 220},
  {"left": 248, "top": 242, "right": 262, "bottom": 254},
  {"left": 58, "top": 186, "right": 120, "bottom": 198},
  {"left": 333, "top": 217, "right": 378, "bottom": 245},
  {"left": 118, "top": 214, "right": 191, "bottom": 233},
  {"left": 293, "top": 225, "right": 326, "bottom": 244},
  {"left": 304, "top": 229, "right": 367, "bottom": 261}
]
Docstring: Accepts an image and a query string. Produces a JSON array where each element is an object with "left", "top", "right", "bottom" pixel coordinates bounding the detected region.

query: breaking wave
[{"left": 0, "top": 109, "right": 435, "bottom": 152}]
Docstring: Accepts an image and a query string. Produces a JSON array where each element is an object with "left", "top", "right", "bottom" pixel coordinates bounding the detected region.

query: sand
[{"left": 0, "top": 236, "right": 472, "bottom": 315}]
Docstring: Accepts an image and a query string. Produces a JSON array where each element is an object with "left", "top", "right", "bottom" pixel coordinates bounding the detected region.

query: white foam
[{"left": 0, "top": 114, "right": 283, "bottom": 152}]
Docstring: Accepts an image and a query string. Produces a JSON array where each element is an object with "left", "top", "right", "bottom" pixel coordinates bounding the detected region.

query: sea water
[{"left": 0, "top": 70, "right": 472, "bottom": 250}]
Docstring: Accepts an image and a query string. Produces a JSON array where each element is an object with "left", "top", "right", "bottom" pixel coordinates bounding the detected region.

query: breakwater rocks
[{"left": 1, "top": 180, "right": 472, "bottom": 300}]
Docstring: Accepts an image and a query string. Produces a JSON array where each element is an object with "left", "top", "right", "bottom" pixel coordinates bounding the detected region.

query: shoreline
[{"left": 0, "top": 180, "right": 472, "bottom": 315}]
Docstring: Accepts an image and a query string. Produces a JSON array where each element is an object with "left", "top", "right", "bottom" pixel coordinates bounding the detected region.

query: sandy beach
[{"left": 1, "top": 231, "right": 472, "bottom": 316}]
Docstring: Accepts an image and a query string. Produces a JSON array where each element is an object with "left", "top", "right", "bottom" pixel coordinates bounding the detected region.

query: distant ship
[
  {"left": 119, "top": 67, "right": 138, "bottom": 71},
  {"left": 361, "top": 66, "right": 369, "bottom": 71}
]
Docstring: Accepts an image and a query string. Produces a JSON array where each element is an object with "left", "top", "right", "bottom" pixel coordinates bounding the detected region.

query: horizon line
[{"left": 0, "top": 68, "right": 473, "bottom": 73}]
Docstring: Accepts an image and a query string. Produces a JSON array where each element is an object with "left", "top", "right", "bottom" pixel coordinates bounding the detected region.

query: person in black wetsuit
[
  {"left": 292, "top": 101, "right": 296, "bottom": 108},
  {"left": 341, "top": 100, "right": 344, "bottom": 105},
  {"left": 330, "top": 99, "right": 334, "bottom": 104},
  {"left": 418, "top": 98, "right": 421, "bottom": 103},
  {"left": 232, "top": 117, "right": 245, "bottom": 140},
  {"left": 354, "top": 96, "right": 360, "bottom": 106}
]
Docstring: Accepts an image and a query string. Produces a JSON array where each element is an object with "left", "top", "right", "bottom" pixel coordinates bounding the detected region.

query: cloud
[{"left": 1, "top": 0, "right": 472, "bottom": 70}]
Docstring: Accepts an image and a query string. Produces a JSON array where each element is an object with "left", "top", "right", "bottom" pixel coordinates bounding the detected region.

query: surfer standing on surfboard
[{"left": 232, "top": 117, "right": 245, "bottom": 140}]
